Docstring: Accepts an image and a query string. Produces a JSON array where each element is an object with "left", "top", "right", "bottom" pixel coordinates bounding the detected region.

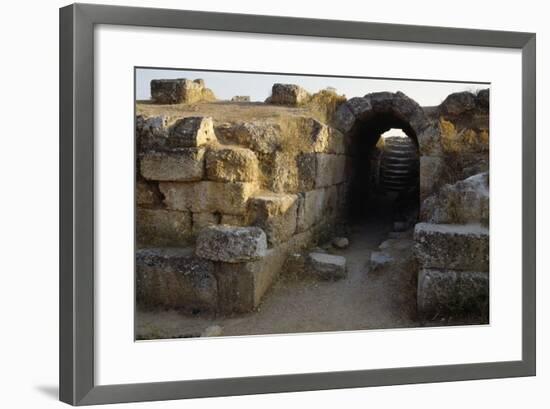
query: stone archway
[{"left": 333, "top": 91, "right": 443, "bottom": 203}]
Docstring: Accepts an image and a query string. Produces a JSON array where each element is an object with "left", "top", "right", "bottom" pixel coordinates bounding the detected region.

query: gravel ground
[{"left": 136, "top": 211, "right": 422, "bottom": 340}]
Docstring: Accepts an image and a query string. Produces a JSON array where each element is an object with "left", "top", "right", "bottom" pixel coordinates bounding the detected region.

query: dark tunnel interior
[{"left": 346, "top": 113, "right": 420, "bottom": 229}]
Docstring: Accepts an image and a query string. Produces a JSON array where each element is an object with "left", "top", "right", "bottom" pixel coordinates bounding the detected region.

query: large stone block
[
  {"left": 296, "top": 189, "right": 325, "bottom": 232},
  {"left": 266, "top": 151, "right": 299, "bottom": 193},
  {"left": 421, "top": 172, "right": 489, "bottom": 226},
  {"left": 140, "top": 149, "right": 205, "bottom": 181},
  {"left": 269, "top": 83, "right": 310, "bottom": 106},
  {"left": 307, "top": 253, "right": 347, "bottom": 280},
  {"left": 136, "top": 247, "right": 217, "bottom": 312},
  {"left": 297, "top": 153, "right": 347, "bottom": 190},
  {"left": 306, "top": 119, "right": 346, "bottom": 154},
  {"left": 315, "top": 154, "right": 347, "bottom": 187},
  {"left": 136, "top": 208, "right": 192, "bottom": 248},
  {"left": 417, "top": 268, "right": 489, "bottom": 319},
  {"left": 224, "top": 121, "right": 282, "bottom": 154},
  {"left": 327, "top": 128, "right": 347, "bottom": 155},
  {"left": 150, "top": 78, "right": 216, "bottom": 104},
  {"left": 205, "top": 146, "right": 259, "bottom": 182},
  {"left": 196, "top": 225, "right": 267, "bottom": 263},
  {"left": 419, "top": 155, "right": 444, "bottom": 201},
  {"left": 248, "top": 193, "right": 298, "bottom": 246},
  {"left": 439, "top": 91, "right": 477, "bottom": 116},
  {"left": 333, "top": 103, "right": 356, "bottom": 133},
  {"left": 295, "top": 185, "right": 342, "bottom": 234},
  {"left": 159, "top": 181, "right": 257, "bottom": 215},
  {"left": 136, "top": 180, "right": 160, "bottom": 207},
  {"left": 215, "top": 228, "right": 318, "bottom": 313},
  {"left": 215, "top": 244, "right": 289, "bottom": 313},
  {"left": 414, "top": 223, "right": 489, "bottom": 271},
  {"left": 296, "top": 154, "right": 319, "bottom": 191},
  {"left": 136, "top": 115, "right": 169, "bottom": 152},
  {"left": 167, "top": 116, "right": 216, "bottom": 148}
]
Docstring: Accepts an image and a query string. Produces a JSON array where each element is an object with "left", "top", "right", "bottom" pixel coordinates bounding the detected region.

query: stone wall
[
  {"left": 424, "top": 90, "right": 490, "bottom": 191},
  {"left": 415, "top": 172, "right": 490, "bottom": 321},
  {"left": 137, "top": 80, "right": 490, "bottom": 320},
  {"left": 135, "top": 87, "right": 350, "bottom": 313},
  {"left": 413, "top": 91, "right": 489, "bottom": 322}
]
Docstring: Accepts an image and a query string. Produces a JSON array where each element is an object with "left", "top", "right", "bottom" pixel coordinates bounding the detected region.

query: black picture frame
[{"left": 59, "top": 3, "right": 536, "bottom": 405}]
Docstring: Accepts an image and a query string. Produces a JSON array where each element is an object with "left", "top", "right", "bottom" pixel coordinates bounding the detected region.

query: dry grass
[
  {"left": 136, "top": 100, "right": 324, "bottom": 126},
  {"left": 439, "top": 117, "right": 489, "bottom": 154},
  {"left": 305, "top": 89, "right": 346, "bottom": 124}
]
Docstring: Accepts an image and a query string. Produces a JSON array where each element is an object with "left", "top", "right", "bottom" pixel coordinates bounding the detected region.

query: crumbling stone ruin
[
  {"left": 136, "top": 79, "right": 489, "bottom": 324},
  {"left": 150, "top": 78, "right": 216, "bottom": 104}
]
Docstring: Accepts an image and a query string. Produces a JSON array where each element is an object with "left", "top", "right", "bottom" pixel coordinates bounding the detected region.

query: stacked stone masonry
[
  {"left": 136, "top": 81, "right": 351, "bottom": 313},
  {"left": 137, "top": 80, "right": 490, "bottom": 318}
]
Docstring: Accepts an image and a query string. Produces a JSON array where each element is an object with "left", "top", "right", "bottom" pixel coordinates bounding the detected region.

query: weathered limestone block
[
  {"left": 309, "top": 120, "right": 330, "bottom": 153},
  {"left": 168, "top": 117, "right": 216, "bottom": 148},
  {"left": 248, "top": 193, "right": 298, "bottom": 246},
  {"left": 296, "top": 185, "right": 341, "bottom": 241},
  {"left": 414, "top": 223, "right": 489, "bottom": 271},
  {"left": 439, "top": 91, "right": 477, "bottom": 117},
  {"left": 150, "top": 78, "right": 216, "bottom": 104},
  {"left": 136, "top": 180, "right": 160, "bottom": 207},
  {"left": 316, "top": 154, "right": 347, "bottom": 188},
  {"left": 328, "top": 128, "right": 347, "bottom": 155},
  {"left": 205, "top": 146, "right": 259, "bottom": 182},
  {"left": 297, "top": 153, "right": 347, "bottom": 190},
  {"left": 333, "top": 103, "right": 356, "bottom": 133},
  {"left": 136, "top": 247, "right": 217, "bottom": 312},
  {"left": 419, "top": 155, "right": 444, "bottom": 201},
  {"left": 307, "top": 253, "right": 347, "bottom": 280},
  {"left": 196, "top": 225, "right": 267, "bottom": 263},
  {"left": 140, "top": 149, "right": 205, "bottom": 181},
  {"left": 216, "top": 244, "right": 289, "bottom": 313},
  {"left": 417, "top": 268, "right": 489, "bottom": 319},
  {"left": 228, "top": 121, "right": 282, "bottom": 154},
  {"left": 307, "top": 119, "right": 346, "bottom": 154},
  {"left": 136, "top": 115, "right": 169, "bottom": 152},
  {"left": 345, "top": 96, "right": 373, "bottom": 117},
  {"left": 296, "top": 189, "right": 325, "bottom": 232},
  {"left": 192, "top": 212, "right": 219, "bottom": 235},
  {"left": 267, "top": 151, "right": 299, "bottom": 193},
  {"left": 160, "top": 181, "right": 257, "bottom": 215},
  {"left": 136, "top": 208, "right": 192, "bottom": 248},
  {"left": 269, "top": 83, "right": 310, "bottom": 106},
  {"left": 421, "top": 172, "right": 489, "bottom": 226}
]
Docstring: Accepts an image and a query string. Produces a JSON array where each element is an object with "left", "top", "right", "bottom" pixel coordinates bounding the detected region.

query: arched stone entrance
[{"left": 333, "top": 91, "right": 444, "bottom": 211}]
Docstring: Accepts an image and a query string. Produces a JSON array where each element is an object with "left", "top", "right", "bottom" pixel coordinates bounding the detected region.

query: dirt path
[{"left": 137, "top": 213, "right": 420, "bottom": 339}]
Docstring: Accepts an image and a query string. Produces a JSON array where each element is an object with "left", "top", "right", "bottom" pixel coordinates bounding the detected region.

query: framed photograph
[{"left": 59, "top": 3, "right": 536, "bottom": 405}]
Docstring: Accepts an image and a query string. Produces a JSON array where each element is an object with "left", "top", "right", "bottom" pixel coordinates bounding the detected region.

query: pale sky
[{"left": 136, "top": 68, "right": 488, "bottom": 107}]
